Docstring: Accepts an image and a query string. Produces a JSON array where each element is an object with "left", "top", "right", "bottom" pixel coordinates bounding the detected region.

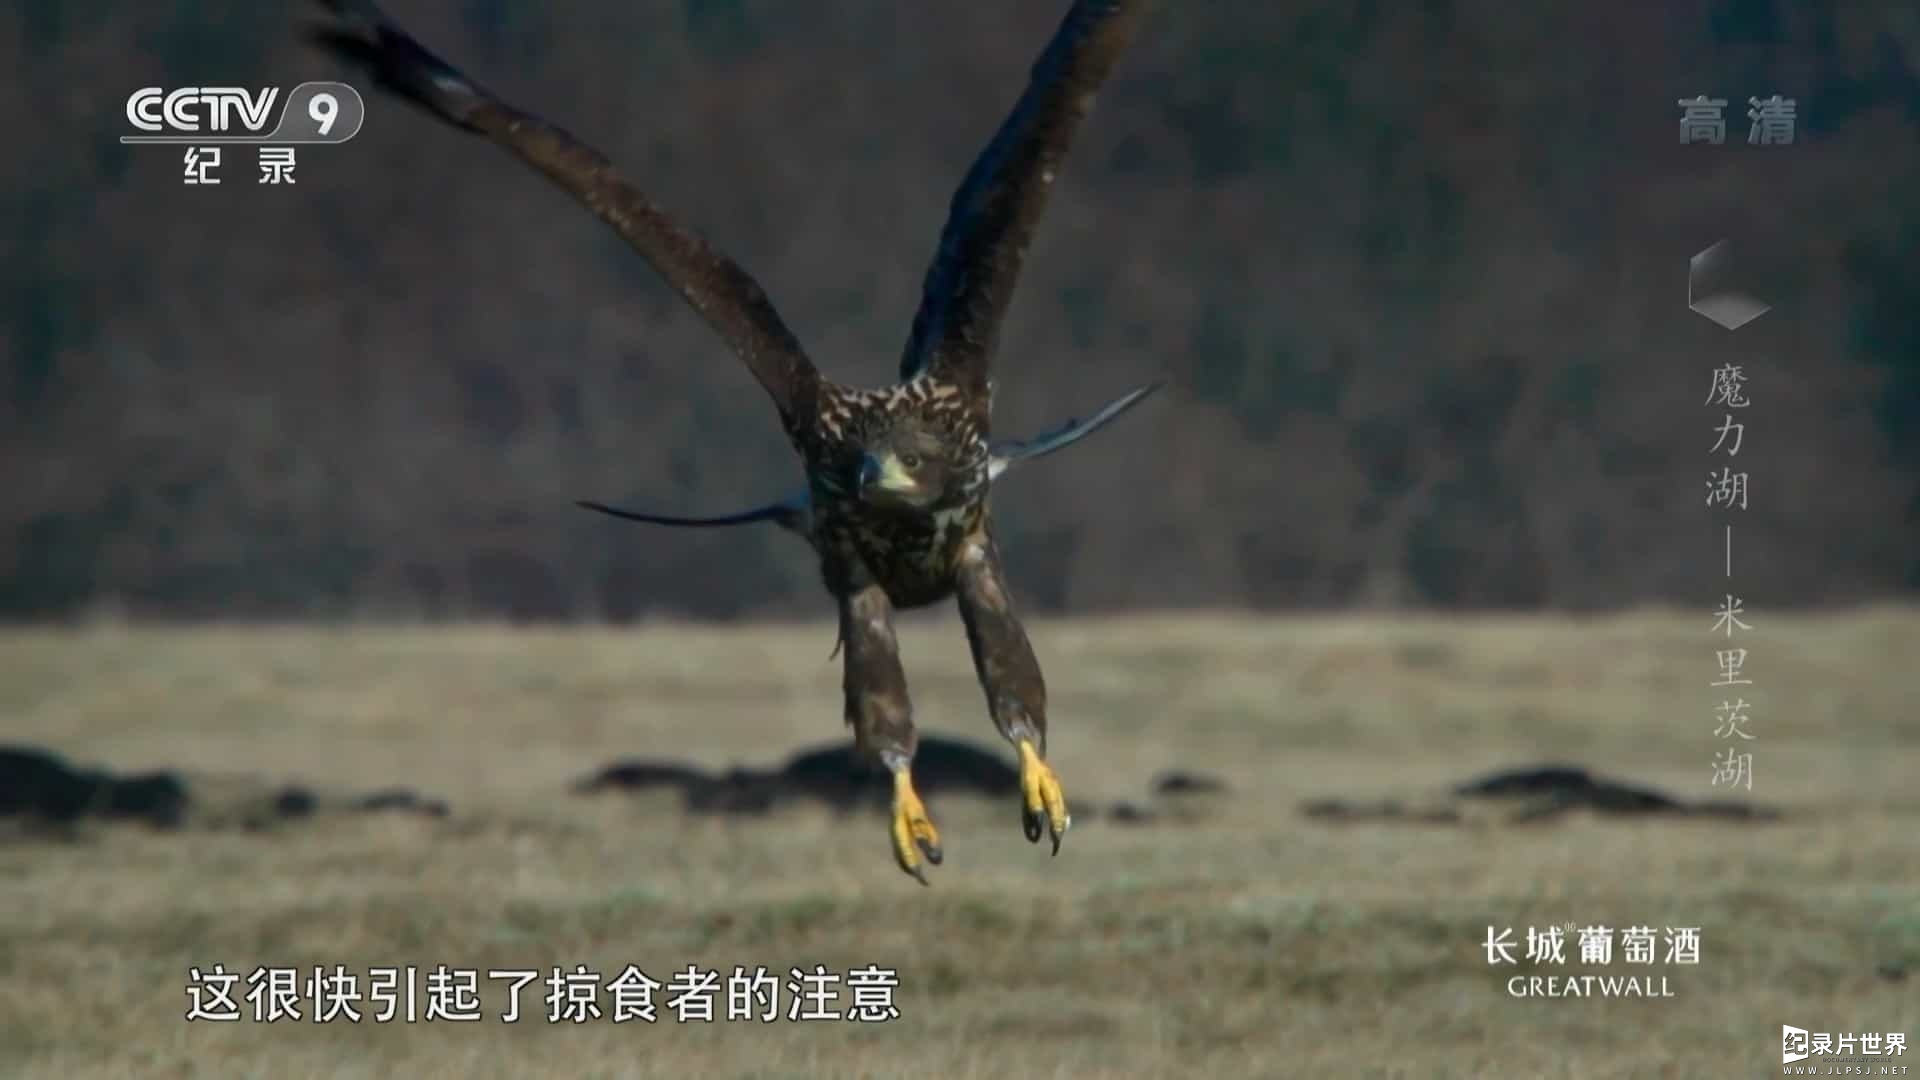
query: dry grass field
[{"left": 2, "top": 608, "right": 1917, "bottom": 1078}]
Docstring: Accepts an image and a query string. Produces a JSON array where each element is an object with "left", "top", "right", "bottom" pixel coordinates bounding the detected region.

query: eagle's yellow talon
[
  {"left": 890, "top": 771, "right": 942, "bottom": 884},
  {"left": 1017, "top": 739, "right": 1070, "bottom": 855}
]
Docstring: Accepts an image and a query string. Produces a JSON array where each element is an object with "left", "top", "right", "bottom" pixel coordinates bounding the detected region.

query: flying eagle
[{"left": 313, "top": 0, "right": 1157, "bottom": 884}]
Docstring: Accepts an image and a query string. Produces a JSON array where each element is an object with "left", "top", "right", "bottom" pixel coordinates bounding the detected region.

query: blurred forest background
[{"left": 4, "top": 0, "right": 1917, "bottom": 621}]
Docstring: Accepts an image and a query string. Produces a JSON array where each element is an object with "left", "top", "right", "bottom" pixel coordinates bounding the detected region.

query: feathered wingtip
[
  {"left": 574, "top": 496, "right": 811, "bottom": 536},
  {"left": 305, "top": 0, "right": 491, "bottom": 132},
  {"left": 988, "top": 377, "right": 1166, "bottom": 477}
]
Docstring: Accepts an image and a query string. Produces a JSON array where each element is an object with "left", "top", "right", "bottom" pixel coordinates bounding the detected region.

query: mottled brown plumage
[{"left": 313, "top": 0, "right": 1154, "bottom": 883}]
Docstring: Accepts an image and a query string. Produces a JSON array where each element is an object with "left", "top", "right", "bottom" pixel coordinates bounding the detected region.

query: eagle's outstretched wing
[
  {"left": 898, "top": 0, "right": 1150, "bottom": 402},
  {"left": 576, "top": 381, "right": 1160, "bottom": 531},
  {"left": 575, "top": 495, "right": 811, "bottom": 537},
  {"left": 309, "top": 0, "right": 822, "bottom": 426}
]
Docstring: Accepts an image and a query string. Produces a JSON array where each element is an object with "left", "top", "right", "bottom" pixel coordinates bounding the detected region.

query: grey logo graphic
[
  {"left": 120, "top": 81, "right": 363, "bottom": 144},
  {"left": 1688, "top": 241, "right": 1772, "bottom": 330}
]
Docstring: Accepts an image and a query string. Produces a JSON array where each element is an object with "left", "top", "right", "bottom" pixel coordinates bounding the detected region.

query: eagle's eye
[{"left": 899, "top": 452, "right": 922, "bottom": 469}]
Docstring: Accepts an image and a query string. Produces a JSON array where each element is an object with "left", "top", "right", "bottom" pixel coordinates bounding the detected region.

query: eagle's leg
[
  {"left": 954, "top": 533, "right": 1070, "bottom": 854},
  {"left": 839, "top": 582, "right": 942, "bottom": 884}
]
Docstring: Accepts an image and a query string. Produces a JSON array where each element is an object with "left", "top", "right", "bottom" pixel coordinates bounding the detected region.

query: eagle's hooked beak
[{"left": 859, "top": 451, "right": 917, "bottom": 498}]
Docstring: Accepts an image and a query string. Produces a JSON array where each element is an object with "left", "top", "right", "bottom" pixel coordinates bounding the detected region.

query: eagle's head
[{"left": 856, "top": 418, "right": 959, "bottom": 512}]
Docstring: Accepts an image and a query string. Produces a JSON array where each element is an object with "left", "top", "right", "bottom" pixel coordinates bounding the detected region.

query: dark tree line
[{"left": 4, "top": 1, "right": 1917, "bottom": 620}]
